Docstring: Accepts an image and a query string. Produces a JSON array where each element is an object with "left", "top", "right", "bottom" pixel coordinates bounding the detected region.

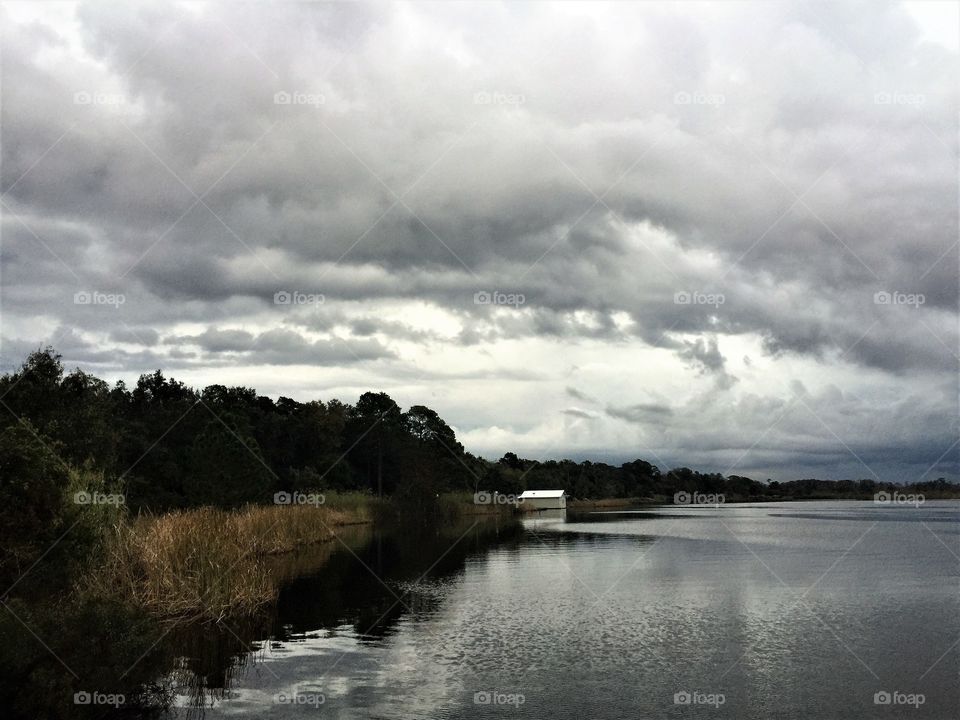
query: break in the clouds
[{"left": 1, "top": 1, "right": 957, "bottom": 481}]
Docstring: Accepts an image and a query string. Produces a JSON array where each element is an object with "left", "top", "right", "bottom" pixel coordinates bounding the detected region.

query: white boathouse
[{"left": 518, "top": 489, "right": 567, "bottom": 510}]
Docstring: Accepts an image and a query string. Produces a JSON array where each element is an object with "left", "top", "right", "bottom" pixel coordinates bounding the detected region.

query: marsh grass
[
  {"left": 86, "top": 492, "right": 499, "bottom": 620},
  {"left": 568, "top": 497, "right": 648, "bottom": 509},
  {"left": 442, "top": 491, "right": 515, "bottom": 516},
  {"left": 89, "top": 501, "right": 372, "bottom": 620}
]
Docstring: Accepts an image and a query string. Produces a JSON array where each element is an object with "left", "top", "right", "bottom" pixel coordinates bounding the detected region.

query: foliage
[
  {"left": 0, "top": 421, "right": 72, "bottom": 590},
  {"left": 0, "top": 596, "right": 171, "bottom": 720},
  {"left": 0, "top": 346, "right": 956, "bottom": 521}
]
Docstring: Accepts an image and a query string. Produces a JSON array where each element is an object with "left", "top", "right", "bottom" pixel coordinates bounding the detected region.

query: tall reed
[{"left": 89, "top": 502, "right": 371, "bottom": 620}]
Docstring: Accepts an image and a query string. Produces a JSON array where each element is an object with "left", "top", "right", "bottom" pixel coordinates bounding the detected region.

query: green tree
[
  {"left": 121, "top": 371, "right": 201, "bottom": 510},
  {"left": 401, "top": 405, "right": 470, "bottom": 493},
  {"left": 184, "top": 418, "right": 273, "bottom": 506},
  {"left": 0, "top": 422, "right": 71, "bottom": 589},
  {"left": 348, "top": 392, "right": 402, "bottom": 497},
  {"left": 0, "top": 347, "right": 64, "bottom": 438},
  {"left": 59, "top": 369, "right": 119, "bottom": 473}
]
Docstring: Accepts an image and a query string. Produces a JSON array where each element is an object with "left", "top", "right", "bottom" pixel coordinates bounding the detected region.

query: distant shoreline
[{"left": 568, "top": 493, "right": 960, "bottom": 510}]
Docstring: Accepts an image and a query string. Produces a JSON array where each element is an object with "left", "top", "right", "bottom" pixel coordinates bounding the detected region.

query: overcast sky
[{"left": 1, "top": 1, "right": 957, "bottom": 481}]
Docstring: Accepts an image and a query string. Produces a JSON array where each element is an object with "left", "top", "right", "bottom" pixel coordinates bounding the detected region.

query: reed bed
[
  {"left": 91, "top": 501, "right": 372, "bottom": 620},
  {"left": 567, "top": 497, "right": 643, "bottom": 509},
  {"left": 440, "top": 491, "right": 517, "bottom": 517}
]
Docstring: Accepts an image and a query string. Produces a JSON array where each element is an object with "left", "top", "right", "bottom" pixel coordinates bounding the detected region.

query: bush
[{"left": 0, "top": 423, "right": 71, "bottom": 590}]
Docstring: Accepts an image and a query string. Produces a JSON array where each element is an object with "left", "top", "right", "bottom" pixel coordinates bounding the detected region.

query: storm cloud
[{"left": 1, "top": 0, "right": 957, "bottom": 481}]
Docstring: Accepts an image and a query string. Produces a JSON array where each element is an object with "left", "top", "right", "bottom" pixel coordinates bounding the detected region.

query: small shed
[{"left": 518, "top": 489, "right": 567, "bottom": 510}]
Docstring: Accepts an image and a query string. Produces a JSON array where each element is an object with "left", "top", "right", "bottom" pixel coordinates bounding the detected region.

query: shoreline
[
  {"left": 569, "top": 493, "right": 960, "bottom": 509},
  {"left": 86, "top": 494, "right": 513, "bottom": 621},
  {"left": 78, "top": 492, "right": 958, "bottom": 622}
]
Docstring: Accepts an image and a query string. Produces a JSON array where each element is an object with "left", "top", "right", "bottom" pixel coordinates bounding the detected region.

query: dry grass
[
  {"left": 441, "top": 491, "right": 517, "bottom": 517},
  {"left": 90, "top": 502, "right": 371, "bottom": 620},
  {"left": 568, "top": 497, "right": 645, "bottom": 510}
]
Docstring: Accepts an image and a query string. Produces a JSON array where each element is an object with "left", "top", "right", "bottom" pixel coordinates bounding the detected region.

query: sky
[{"left": 1, "top": 0, "right": 957, "bottom": 482}]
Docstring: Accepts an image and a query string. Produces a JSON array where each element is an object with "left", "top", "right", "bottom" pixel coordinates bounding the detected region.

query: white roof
[{"left": 518, "top": 490, "right": 566, "bottom": 498}]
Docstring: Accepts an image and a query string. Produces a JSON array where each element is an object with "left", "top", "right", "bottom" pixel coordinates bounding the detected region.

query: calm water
[{"left": 172, "top": 502, "right": 960, "bottom": 719}]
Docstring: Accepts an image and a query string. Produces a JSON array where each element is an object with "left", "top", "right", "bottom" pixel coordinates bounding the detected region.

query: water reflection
[
  {"left": 6, "top": 502, "right": 956, "bottom": 718},
  {"left": 167, "top": 516, "right": 524, "bottom": 715},
  {"left": 162, "top": 501, "right": 958, "bottom": 719},
  {"left": 521, "top": 508, "right": 567, "bottom": 523}
]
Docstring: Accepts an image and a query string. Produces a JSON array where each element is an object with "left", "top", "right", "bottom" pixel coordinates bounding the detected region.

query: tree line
[{"left": 0, "top": 347, "right": 954, "bottom": 517}]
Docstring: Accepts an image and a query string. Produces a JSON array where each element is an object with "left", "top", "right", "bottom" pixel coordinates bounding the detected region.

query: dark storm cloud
[
  {"left": 110, "top": 327, "right": 159, "bottom": 346},
  {"left": 606, "top": 403, "right": 674, "bottom": 424},
  {"left": 562, "top": 408, "right": 599, "bottom": 420},
  {"left": 678, "top": 336, "right": 738, "bottom": 390},
  {"left": 0, "top": 1, "right": 956, "bottom": 479},
  {"left": 600, "top": 379, "right": 958, "bottom": 482},
  {"left": 168, "top": 327, "right": 254, "bottom": 353},
  {"left": 169, "top": 327, "right": 394, "bottom": 365},
  {"left": 566, "top": 386, "right": 597, "bottom": 403}
]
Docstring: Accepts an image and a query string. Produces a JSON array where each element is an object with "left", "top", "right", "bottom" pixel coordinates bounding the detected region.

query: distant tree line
[
  {"left": 485, "top": 454, "right": 955, "bottom": 502},
  {"left": 0, "top": 348, "right": 955, "bottom": 518}
]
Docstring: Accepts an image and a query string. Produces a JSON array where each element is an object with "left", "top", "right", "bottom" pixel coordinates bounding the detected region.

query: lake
[{"left": 171, "top": 501, "right": 959, "bottom": 718}]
